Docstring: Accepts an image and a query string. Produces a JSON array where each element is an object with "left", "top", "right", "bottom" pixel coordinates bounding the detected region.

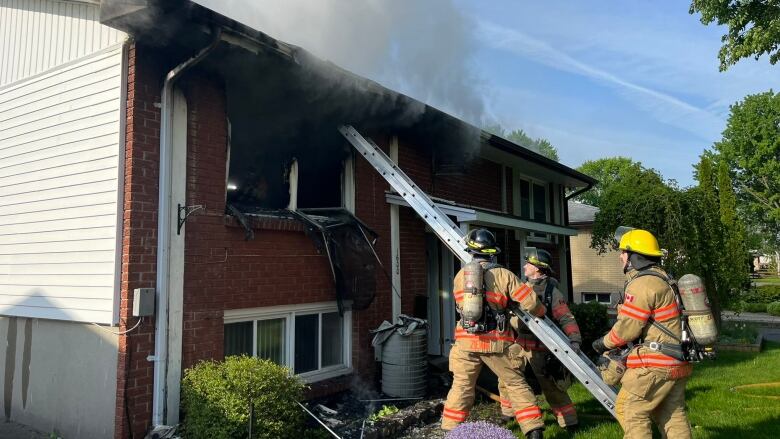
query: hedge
[{"left": 181, "top": 356, "right": 306, "bottom": 439}]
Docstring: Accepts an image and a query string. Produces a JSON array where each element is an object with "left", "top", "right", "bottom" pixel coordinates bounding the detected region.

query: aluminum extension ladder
[{"left": 339, "top": 125, "right": 618, "bottom": 417}]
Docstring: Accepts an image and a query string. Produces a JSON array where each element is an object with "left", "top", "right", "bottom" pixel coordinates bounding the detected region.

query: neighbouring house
[
  {"left": 568, "top": 201, "right": 624, "bottom": 305},
  {"left": 0, "top": 1, "right": 595, "bottom": 437}
]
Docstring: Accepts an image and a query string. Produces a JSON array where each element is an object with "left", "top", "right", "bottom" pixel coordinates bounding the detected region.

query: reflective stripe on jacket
[
  {"left": 515, "top": 277, "right": 582, "bottom": 345},
  {"left": 602, "top": 267, "right": 691, "bottom": 372},
  {"left": 453, "top": 264, "right": 546, "bottom": 353}
]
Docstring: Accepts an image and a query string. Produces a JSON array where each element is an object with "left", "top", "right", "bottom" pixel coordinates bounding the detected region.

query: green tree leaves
[
  {"left": 483, "top": 124, "right": 560, "bottom": 161},
  {"left": 574, "top": 157, "right": 644, "bottom": 207},
  {"left": 690, "top": 0, "right": 780, "bottom": 70}
]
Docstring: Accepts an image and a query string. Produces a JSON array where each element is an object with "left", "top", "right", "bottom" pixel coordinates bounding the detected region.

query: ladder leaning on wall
[{"left": 339, "top": 125, "right": 618, "bottom": 418}]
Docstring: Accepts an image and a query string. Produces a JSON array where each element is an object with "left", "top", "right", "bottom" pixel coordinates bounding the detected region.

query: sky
[{"left": 192, "top": 0, "right": 778, "bottom": 187}]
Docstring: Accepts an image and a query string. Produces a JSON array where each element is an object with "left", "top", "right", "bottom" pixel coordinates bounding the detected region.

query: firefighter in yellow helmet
[
  {"left": 441, "top": 229, "right": 548, "bottom": 439},
  {"left": 498, "top": 247, "right": 582, "bottom": 432},
  {"left": 592, "top": 227, "right": 692, "bottom": 439}
]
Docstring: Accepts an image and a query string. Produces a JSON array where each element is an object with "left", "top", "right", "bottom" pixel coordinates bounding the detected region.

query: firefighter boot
[{"left": 526, "top": 427, "right": 544, "bottom": 439}]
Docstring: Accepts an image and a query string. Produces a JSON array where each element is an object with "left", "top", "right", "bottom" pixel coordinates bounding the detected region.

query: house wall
[
  {"left": 0, "top": 0, "right": 125, "bottom": 87},
  {"left": 116, "top": 41, "right": 576, "bottom": 436},
  {"left": 0, "top": 317, "right": 117, "bottom": 439},
  {"left": 569, "top": 225, "right": 625, "bottom": 303},
  {"left": 0, "top": 45, "right": 125, "bottom": 324}
]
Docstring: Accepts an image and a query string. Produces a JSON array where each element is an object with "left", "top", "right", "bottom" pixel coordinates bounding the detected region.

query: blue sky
[
  {"left": 195, "top": 0, "right": 778, "bottom": 186},
  {"left": 457, "top": 1, "right": 778, "bottom": 186}
]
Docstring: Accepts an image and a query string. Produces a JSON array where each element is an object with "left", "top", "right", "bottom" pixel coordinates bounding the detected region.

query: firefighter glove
[
  {"left": 592, "top": 338, "right": 608, "bottom": 354},
  {"left": 570, "top": 341, "right": 581, "bottom": 353}
]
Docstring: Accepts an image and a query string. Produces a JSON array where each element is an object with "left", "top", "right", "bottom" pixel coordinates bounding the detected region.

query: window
[
  {"left": 582, "top": 293, "right": 613, "bottom": 305},
  {"left": 224, "top": 302, "right": 352, "bottom": 382}
]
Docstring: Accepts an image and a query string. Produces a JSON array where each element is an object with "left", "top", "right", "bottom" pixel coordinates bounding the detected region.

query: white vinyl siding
[
  {"left": 0, "top": 0, "right": 125, "bottom": 87},
  {"left": 0, "top": 45, "right": 123, "bottom": 324}
]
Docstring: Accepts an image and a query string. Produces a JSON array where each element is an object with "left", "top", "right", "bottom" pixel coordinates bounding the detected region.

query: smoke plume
[{"left": 193, "top": 0, "right": 486, "bottom": 125}]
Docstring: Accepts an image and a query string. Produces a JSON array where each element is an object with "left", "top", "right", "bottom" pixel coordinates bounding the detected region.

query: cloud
[{"left": 476, "top": 20, "right": 724, "bottom": 141}]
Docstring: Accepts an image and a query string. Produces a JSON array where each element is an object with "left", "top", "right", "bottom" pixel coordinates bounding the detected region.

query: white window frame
[
  {"left": 514, "top": 173, "right": 551, "bottom": 243},
  {"left": 224, "top": 301, "right": 353, "bottom": 383}
]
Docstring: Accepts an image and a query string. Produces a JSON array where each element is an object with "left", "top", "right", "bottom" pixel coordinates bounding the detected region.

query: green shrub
[
  {"left": 739, "top": 302, "right": 768, "bottom": 313},
  {"left": 742, "top": 285, "right": 780, "bottom": 303},
  {"left": 181, "top": 356, "right": 306, "bottom": 439},
  {"left": 570, "top": 302, "right": 610, "bottom": 354},
  {"left": 768, "top": 302, "right": 780, "bottom": 317}
]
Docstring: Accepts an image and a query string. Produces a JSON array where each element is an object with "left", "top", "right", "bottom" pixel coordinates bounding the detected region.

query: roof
[
  {"left": 98, "top": 0, "right": 595, "bottom": 188},
  {"left": 567, "top": 201, "right": 599, "bottom": 225}
]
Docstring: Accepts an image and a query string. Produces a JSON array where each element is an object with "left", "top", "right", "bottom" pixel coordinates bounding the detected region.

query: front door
[{"left": 426, "top": 234, "right": 457, "bottom": 356}]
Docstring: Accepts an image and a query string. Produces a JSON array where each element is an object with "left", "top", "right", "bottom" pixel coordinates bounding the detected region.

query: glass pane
[
  {"left": 224, "top": 321, "right": 253, "bottom": 356},
  {"left": 321, "top": 312, "right": 343, "bottom": 367},
  {"left": 533, "top": 183, "right": 546, "bottom": 221},
  {"left": 256, "top": 318, "right": 286, "bottom": 366},
  {"left": 519, "top": 180, "right": 530, "bottom": 219},
  {"left": 295, "top": 314, "right": 319, "bottom": 374}
]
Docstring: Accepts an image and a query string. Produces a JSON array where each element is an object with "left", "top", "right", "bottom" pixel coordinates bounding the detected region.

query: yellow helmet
[{"left": 614, "top": 226, "right": 664, "bottom": 258}]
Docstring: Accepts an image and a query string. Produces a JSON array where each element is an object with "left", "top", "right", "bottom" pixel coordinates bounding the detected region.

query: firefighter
[
  {"left": 441, "top": 229, "right": 548, "bottom": 439},
  {"left": 498, "top": 248, "right": 582, "bottom": 432},
  {"left": 592, "top": 227, "right": 692, "bottom": 439}
]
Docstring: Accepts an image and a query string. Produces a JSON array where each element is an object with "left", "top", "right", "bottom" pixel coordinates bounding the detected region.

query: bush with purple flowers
[{"left": 445, "top": 421, "right": 516, "bottom": 439}]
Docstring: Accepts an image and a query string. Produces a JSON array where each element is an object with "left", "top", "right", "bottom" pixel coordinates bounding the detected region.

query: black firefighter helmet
[
  {"left": 525, "top": 247, "right": 555, "bottom": 275},
  {"left": 465, "top": 228, "right": 501, "bottom": 255}
]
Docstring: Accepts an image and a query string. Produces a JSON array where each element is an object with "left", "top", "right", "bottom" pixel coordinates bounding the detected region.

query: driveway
[{"left": 0, "top": 421, "right": 48, "bottom": 439}]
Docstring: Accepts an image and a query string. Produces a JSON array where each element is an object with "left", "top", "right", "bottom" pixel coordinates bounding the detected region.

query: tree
[
  {"left": 483, "top": 124, "right": 560, "bottom": 161},
  {"left": 574, "top": 157, "right": 643, "bottom": 207},
  {"left": 690, "top": 0, "right": 780, "bottom": 70},
  {"left": 714, "top": 90, "right": 780, "bottom": 274},
  {"left": 588, "top": 158, "right": 749, "bottom": 315}
]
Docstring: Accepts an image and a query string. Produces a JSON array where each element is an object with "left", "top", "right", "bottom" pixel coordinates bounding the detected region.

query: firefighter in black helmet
[
  {"left": 499, "top": 247, "right": 582, "bottom": 432},
  {"left": 465, "top": 228, "right": 501, "bottom": 257},
  {"left": 442, "top": 229, "right": 547, "bottom": 438}
]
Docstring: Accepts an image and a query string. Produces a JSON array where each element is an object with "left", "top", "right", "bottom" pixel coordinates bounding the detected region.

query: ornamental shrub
[
  {"left": 444, "top": 421, "right": 516, "bottom": 439},
  {"left": 742, "top": 285, "right": 780, "bottom": 304},
  {"left": 570, "top": 301, "right": 611, "bottom": 354},
  {"left": 739, "top": 302, "right": 768, "bottom": 313},
  {"left": 768, "top": 302, "right": 780, "bottom": 317},
  {"left": 181, "top": 356, "right": 306, "bottom": 439}
]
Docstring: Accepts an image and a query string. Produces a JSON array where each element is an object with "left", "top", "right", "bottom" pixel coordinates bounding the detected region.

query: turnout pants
[
  {"left": 498, "top": 350, "right": 578, "bottom": 427},
  {"left": 442, "top": 343, "right": 543, "bottom": 434},
  {"left": 615, "top": 367, "right": 691, "bottom": 439}
]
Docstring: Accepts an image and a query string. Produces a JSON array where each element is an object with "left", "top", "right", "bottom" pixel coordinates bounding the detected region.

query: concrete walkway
[
  {"left": 722, "top": 311, "right": 780, "bottom": 342},
  {"left": 0, "top": 421, "right": 48, "bottom": 439},
  {"left": 722, "top": 311, "right": 780, "bottom": 324}
]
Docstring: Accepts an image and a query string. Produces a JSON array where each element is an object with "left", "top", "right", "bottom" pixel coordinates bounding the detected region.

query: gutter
[{"left": 152, "top": 28, "right": 222, "bottom": 427}]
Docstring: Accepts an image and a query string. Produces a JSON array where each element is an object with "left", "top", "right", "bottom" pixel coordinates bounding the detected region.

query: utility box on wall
[{"left": 133, "top": 288, "right": 155, "bottom": 317}]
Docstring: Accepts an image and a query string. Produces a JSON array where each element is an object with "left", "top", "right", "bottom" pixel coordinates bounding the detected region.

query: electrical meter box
[{"left": 133, "top": 288, "right": 155, "bottom": 317}]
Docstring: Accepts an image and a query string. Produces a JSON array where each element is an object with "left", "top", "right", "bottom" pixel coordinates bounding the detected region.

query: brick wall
[
  {"left": 115, "top": 42, "right": 568, "bottom": 437},
  {"left": 115, "top": 43, "right": 163, "bottom": 439},
  {"left": 569, "top": 226, "right": 625, "bottom": 302}
]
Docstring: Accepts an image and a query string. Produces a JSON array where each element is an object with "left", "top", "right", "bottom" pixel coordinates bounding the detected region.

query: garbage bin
[{"left": 371, "top": 315, "right": 427, "bottom": 398}]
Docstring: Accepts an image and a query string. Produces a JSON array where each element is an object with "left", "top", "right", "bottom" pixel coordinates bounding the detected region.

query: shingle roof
[{"left": 568, "top": 201, "right": 599, "bottom": 225}]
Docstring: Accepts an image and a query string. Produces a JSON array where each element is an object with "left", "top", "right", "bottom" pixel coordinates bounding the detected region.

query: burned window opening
[{"left": 294, "top": 208, "right": 381, "bottom": 315}]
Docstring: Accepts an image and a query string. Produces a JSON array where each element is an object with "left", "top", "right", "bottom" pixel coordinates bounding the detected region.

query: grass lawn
[
  {"left": 492, "top": 342, "right": 780, "bottom": 438},
  {"left": 756, "top": 277, "right": 780, "bottom": 285}
]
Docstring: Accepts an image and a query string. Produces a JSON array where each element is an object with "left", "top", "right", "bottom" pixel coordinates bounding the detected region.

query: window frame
[
  {"left": 513, "top": 172, "right": 551, "bottom": 243},
  {"left": 581, "top": 292, "right": 613, "bottom": 305},
  {"left": 224, "top": 301, "right": 353, "bottom": 382}
]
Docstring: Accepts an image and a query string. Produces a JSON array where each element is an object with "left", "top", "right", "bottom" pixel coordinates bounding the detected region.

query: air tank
[
  {"left": 460, "top": 260, "right": 484, "bottom": 326},
  {"left": 677, "top": 274, "right": 718, "bottom": 345}
]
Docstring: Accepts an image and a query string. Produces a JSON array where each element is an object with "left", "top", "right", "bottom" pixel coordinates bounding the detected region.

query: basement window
[
  {"left": 582, "top": 293, "right": 613, "bottom": 305},
  {"left": 223, "top": 302, "right": 352, "bottom": 382}
]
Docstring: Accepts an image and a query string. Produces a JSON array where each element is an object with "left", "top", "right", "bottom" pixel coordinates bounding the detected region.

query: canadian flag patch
[{"left": 624, "top": 293, "right": 636, "bottom": 303}]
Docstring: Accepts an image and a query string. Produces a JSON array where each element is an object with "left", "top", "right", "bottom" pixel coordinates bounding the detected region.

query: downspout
[
  {"left": 563, "top": 182, "right": 594, "bottom": 302},
  {"left": 153, "top": 29, "right": 222, "bottom": 427}
]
